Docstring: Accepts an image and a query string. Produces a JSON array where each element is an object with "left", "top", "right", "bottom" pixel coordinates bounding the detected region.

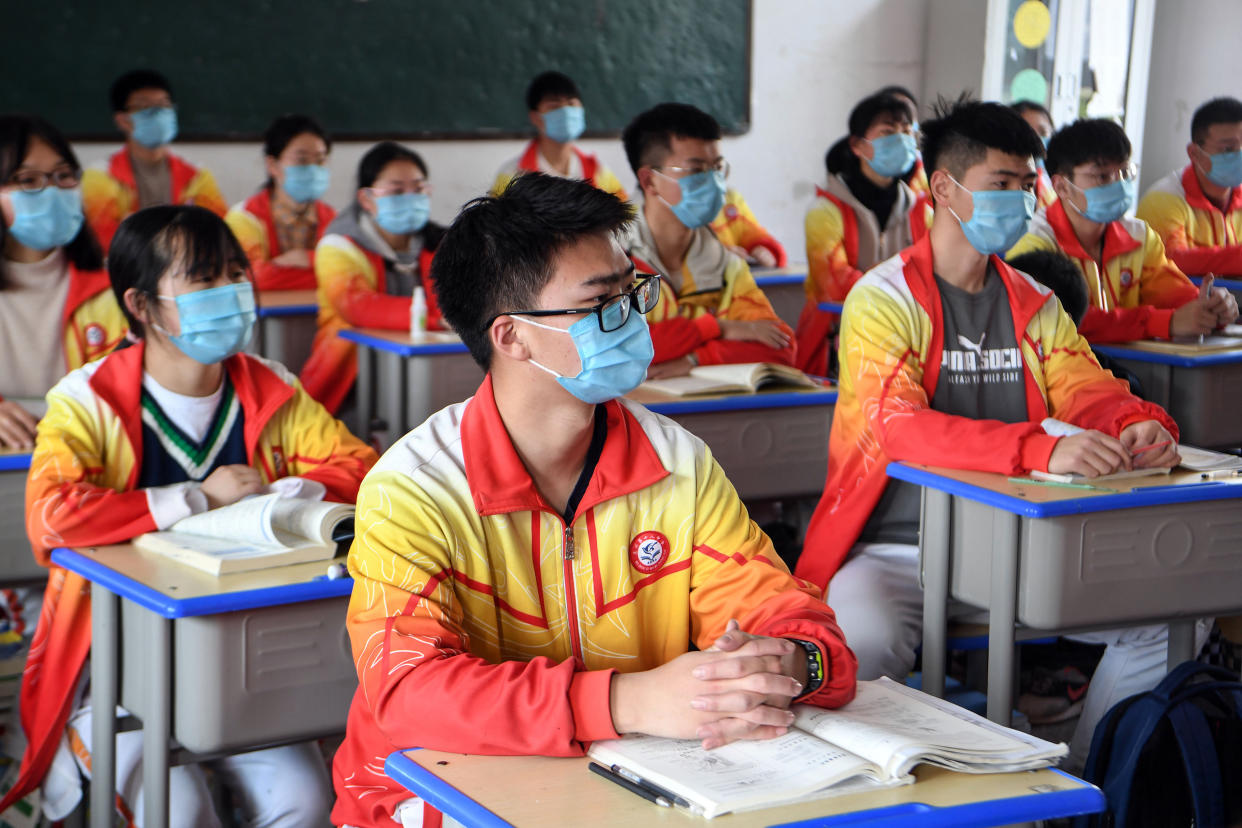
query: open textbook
[
  {"left": 586, "top": 677, "right": 1066, "bottom": 818},
  {"left": 133, "top": 494, "right": 352, "bottom": 575},
  {"left": 640, "top": 362, "right": 818, "bottom": 397},
  {"left": 1029, "top": 443, "right": 1242, "bottom": 484}
]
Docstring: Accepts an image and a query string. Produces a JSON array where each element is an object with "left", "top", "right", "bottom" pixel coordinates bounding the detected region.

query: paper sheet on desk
[{"left": 1177, "top": 444, "right": 1242, "bottom": 472}]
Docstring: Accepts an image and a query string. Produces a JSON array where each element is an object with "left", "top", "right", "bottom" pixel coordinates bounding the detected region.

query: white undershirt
[
  {"left": 0, "top": 249, "right": 70, "bottom": 400},
  {"left": 141, "top": 372, "right": 224, "bottom": 443}
]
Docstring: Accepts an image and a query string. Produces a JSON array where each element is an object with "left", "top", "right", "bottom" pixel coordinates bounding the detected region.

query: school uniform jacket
[
  {"left": 0, "top": 344, "right": 376, "bottom": 816},
  {"left": 794, "top": 235, "right": 1177, "bottom": 589},
  {"left": 224, "top": 189, "right": 336, "bottom": 291},
  {"left": 330, "top": 374, "right": 858, "bottom": 827},
  {"left": 1137, "top": 165, "right": 1242, "bottom": 276},
  {"left": 301, "top": 231, "right": 441, "bottom": 414},
  {"left": 1008, "top": 199, "right": 1199, "bottom": 342},
  {"left": 1035, "top": 167, "right": 1058, "bottom": 212},
  {"left": 489, "top": 140, "right": 628, "bottom": 201},
  {"left": 797, "top": 177, "right": 933, "bottom": 375},
  {"left": 81, "top": 150, "right": 227, "bottom": 251},
  {"left": 709, "top": 188, "right": 788, "bottom": 266},
  {"left": 625, "top": 210, "right": 796, "bottom": 367}
]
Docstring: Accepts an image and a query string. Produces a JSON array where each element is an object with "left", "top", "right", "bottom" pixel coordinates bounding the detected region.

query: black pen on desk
[
  {"left": 588, "top": 762, "right": 671, "bottom": 807},
  {"left": 610, "top": 764, "right": 697, "bottom": 811}
]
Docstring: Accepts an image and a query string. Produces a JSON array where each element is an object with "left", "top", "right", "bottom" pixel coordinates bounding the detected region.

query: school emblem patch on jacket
[
  {"left": 628, "top": 531, "right": 670, "bottom": 573},
  {"left": 84, "top": 323, "right": 106, "bottom": 348},
  {"left": 1119, "top": 269, "right": 1134, "bottom": 288}
]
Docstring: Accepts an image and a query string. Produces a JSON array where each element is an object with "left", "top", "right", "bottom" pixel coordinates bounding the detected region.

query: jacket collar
[
  {"left": 460, "top": 374, "right": 669, "bottom": 519},
  {"left": 1045, "top": 198, "right": 1142, "bottom": 262},
  {"left": 108, "top": 149, "right": 196, "bottom": 196},
  {"left": 61, "top": 264, "right": 112, "bottom": 328},
  {"left": 1181, "top": 164, "right": 1242, "bottom": 214}
]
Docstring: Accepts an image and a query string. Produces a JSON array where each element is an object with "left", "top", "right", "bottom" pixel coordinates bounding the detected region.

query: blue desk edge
[
  {"left": 817, "top": 301, "right": 845, "bottom": 314},
  {"left": 50, "top": 548, "right": 354, "bottom": 619},
  {"left": 339, "top": 329, "right": 468, "bottom": 355},
  {"left": 386, "top": 750, "right": 511, "bottom": 828},
  {"left": 644, "top": 388, "right": 837, "bottom": 415},
  {"left": 257, "top": 304, "right": 317, "bottom": 318},
  {"left": 0, "top": 453, "right": 32, "bottom": 471},
  {"left": 754, "top": 273, "right": 805, "bottom": 286}
]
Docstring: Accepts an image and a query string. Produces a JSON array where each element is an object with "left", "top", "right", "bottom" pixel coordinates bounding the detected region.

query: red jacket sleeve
[
  {"left": 1167, "top": 244, "right": 1242, "bottom": 278},
  {"left": 649, "top": 315, "right": 720, "bottom": 363},
  {"left": 1079, "top": 305, "right": 1177, "bottom": 343},
  {"left": 338, "top": 285, "right": 411, "bottom": 330}
]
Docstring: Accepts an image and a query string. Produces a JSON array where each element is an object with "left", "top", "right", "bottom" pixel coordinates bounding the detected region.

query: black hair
[
  {"left": 108, "top": 205, "right": 250, "bottom": 338},
  {"left": 622, "top": 103, "right": 721, "bottom": 175},
  {"left": 431, "top": 172, "right": 634, "bottom": 370},
  {"left": 1009, "top": 249, "right": 1087, "bottom": 325},
  {"left": 262, "top": 114, "right": 331, "bottom": 190},
  {"left": 877, "top": 85, "right": 918, "bottom": 114},
  {"left": 0, "top": 114, "right": 103, "bottom": 287},
  {"left": 1191, "top": 97, "right": 1242, "bottom": 145},
  {"left": 110, "top": 69, "right": 173, "bottom": 113},
  {"left": 919, "top": 94, "right": 1046, "bottom": 190},
  {"left": 848, "top": 93, "right": 913, "bottom": 139},
  {"left": 526, "top": 71, "right": 581, "bottom": 111},
  {"left": 1011, "top": 100, "right": 1053, "bottom": 124},
  {"left": 357, "top": 141, "right": 427, "bottom": 190},
  {"left": 1044, "top": 119, "right": 1131, "bottom": 179},
  {"left": 825, "top": 136, "right": 855, "bottom": 176}
]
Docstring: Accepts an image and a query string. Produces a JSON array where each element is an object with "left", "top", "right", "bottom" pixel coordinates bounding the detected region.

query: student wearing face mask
[
  {"left": 1011, "top": 101, "right": 1057, "bottom": 211},
  {"left": 795, "top": 98, "right": 1186, "bottom": 774},
  {"left": 225, "top": 114, "right": 336, "bottom": 291},
  {"left": 81, "top": 70, "right": 226, "bottom": 252},
  {"left": 0, "top": 115, "right": 126, "bottom": 450},
  {"left": 797, "top": 92, "right": 933, "bottom": 375},
  {"left": 301, "top": 142, "right": 445, "bottom": 414},
  {"left": 489, "top": 71, "right": 627, "bottom": 201},
  {"left": 1008, "top": 119, "right": 1235, "bottom": 343},
  {"left": 0, "top": 205, "right": 376, "bottom": 825},
  {"left": 1138, "top": 96, "right": 1242, "bottom": 277},
  {"left": 621, "top": 103, "right": 794, "bottom": 379},
  {"left": 876, "top": 85, "right": 930, "bottom": 197}
]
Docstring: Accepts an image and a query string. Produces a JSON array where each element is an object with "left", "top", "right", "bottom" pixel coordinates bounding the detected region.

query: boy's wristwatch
[{"left": 787, "top": 638, "right": 825, "bottom": 697}]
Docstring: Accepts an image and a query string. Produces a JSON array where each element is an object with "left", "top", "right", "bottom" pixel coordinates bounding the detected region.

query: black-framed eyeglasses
[{"left": 489, "top": 274, "right": 662, "bottom": 333}]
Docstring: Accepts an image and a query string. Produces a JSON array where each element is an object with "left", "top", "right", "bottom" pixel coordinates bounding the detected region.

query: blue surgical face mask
[
  {"left": 1068, "top": 177, "right": 1136, "bottom": 224},
  {"left": 866, "top": 133, "right": 918, "bottom": 178},
  {"left": 129, "top": 107, "right": 178, "bottom": 149},
  {"left": 512, "top": 309, "right": 654, "bottom": 404},
  {"left": 6, "top": 187, "right": 84, "bottom": 250},
  {"left": 281, "top": 164, "right": 330, "bottom": 204},
  {"left": 947, "top": 176, "right": 1037, "bottom": 255},
  {"left": 656, "top": 169, "right": 727, "bottom": 229},
  {"left": 373, "top": 192, "right": 430, "bottom": 235},
  {"left": 155, "top": 281, "right": 256, "bottom": 364},
  {"left": 1205, "top": 149, "right": 1242, "bottom": 189},
  {"left": 542, "top": 105, "right": 585, "bottom": 144}
]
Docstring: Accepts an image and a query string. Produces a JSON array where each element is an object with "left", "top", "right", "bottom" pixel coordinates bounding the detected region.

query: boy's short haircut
[
  {"left": 848, "top": 93, "right": 912, "bottom": 139},
  {"left": 356, "top": 141, "right": 427, "bottom": 190},
  {"left": 1011, "top": 100, "right": 1053, "bottom": 122},
  {"left": 1044, "top": 119, "right": 1131, "bottom": 179},
  {"left": 1009, "top": 249, "right": 1088, "bottom": 325},
  {"left": 110, "top": 69, "right": 173, "bottom": 113},
  {"left": 919, "top": 95, "right": 1046, "bottom": 188},
  {"left": 622, "top": 102, "right": 722, "bottom": 175},
  {"left": 1190, "top": 96, "right": 1242, "bottom": 144},
  {"left": 525, "top": 71, "right": 581, "bottom": 111},
  {"left": 431, "top": 172, "right": 635, "bottom": 369}
]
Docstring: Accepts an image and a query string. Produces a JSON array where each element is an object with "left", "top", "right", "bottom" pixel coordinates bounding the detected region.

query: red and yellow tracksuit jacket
[
  {"left": 224, "top": 189, "right": 336, "bottom": 291},
  {"left": 81, "top": 150, "right": 227, "bottom": 252},
  {"left": 301, "top": 232, "right": 441, "bottom": 414},
  {"left": 798, "top": 178, "right": 933, "bottom": 375},
  {"left": 709, "top": 188, "right": 788, "bottom": 266},
  {"left": 794, "top": 235, "right": 1177, "bottom": 589},
  {"left": 330, "top": 374, "right": 858, "bottom": 827},
  {"left": 1136, "top": 165, "right": 1242, "bottom": 276},
  {"left": 1008, "top": 199, "right": 1199, "bottom": 342},
  {"left": 906, "top": 158, "right": 930, "bottom": 197},
  {"left": 1035, "top": 167, "right": 1057, "bottom": 212},
  {"left": 0, "top": 344, "right": 376, "bottom": 816},
  {"left": 625, "top": 214, "right": 795, "bottom": 367},
  {"left": 490, "top": 140, "right": 628, "bottom": 201}
]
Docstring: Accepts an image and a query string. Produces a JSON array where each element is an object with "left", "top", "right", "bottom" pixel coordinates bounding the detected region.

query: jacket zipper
[{"left": 560, "top": 521, "right": 584, "bottom": 666}]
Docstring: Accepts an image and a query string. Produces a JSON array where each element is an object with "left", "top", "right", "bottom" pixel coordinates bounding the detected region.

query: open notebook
[
  {"left": 641, "top": 362, "right": 818, "bottom": 396},
  {"left": 1030, "top": 444, "right": 1242, "bottom": 484}
]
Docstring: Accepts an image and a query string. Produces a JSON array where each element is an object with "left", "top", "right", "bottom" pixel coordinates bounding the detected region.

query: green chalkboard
[{"left": 3, "top": 0, "right": 751, "bottom": 140}]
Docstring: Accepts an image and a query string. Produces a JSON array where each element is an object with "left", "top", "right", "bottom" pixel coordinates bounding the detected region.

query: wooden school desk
[
  {"left": 383, "top": 749, "right": 1105, "bottom": 828},
  {"left": 627, "top": 386, "right": 836, "bottom": 501},
  {"left": 753, "top": 265, "right": 807, "bottom": 329},
  {"left": 888, "top": 463, "right": 1242, "bottom": 724},
  {"left": 253, "top": 289, "right": 318, "bottom": 374},
  {"left": 0, "top": 449, "right": 40, "bottom": 586},
  {"left": 51, "top": 544, "right": 358, "bottom": 828},
  {"left": 1091, "top": 338, "right": 1242, "bottom": 449}
]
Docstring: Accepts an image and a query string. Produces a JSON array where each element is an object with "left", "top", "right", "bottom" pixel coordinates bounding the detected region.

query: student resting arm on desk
[
  {"left": 330, "top": 174, "right": 857, "bottom": 828},
  {"left": 225, "top": 114, "right": 336, "bottom": 291},
  {"left": 1, "top": 206, "right": 377, "bottom": 826},
  {"left": 709, "top": 187, "right": 787, "bottom": 268},
  {"left": 618, "top": 103, "right": 794, "bottom": 379}
]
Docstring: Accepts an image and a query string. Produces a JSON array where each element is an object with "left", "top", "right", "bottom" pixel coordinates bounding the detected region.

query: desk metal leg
[
  {"left": 142, "top": 611, "right": 172, "bottom": 828},
  {"left": 987, "top": 512, "right": 1021, "bottom": 725},
  {"left": 920, "top": 488, "right": 952, "bottom": 698},
  {"left": 90, "top": 585, "right": 119, "bottom": 828},
  {"left": 1167, "top": 619, "right": 1196, "bottom": 667},
  {"left": 263, "top": 317, "right": 288, "bottom": 367},
  {"left": 355, "top": 344, "right": 375, "bottom": 439},
  {"left": 380, "top": 350, "right": 407, "bottom": 440}
]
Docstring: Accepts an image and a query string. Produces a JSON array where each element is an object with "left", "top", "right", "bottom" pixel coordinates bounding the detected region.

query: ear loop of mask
[
  {"left": 509, "top": 313, "right": 572, "bottom": 379},
  {"left": 943, "top": 174, "right": 972, "bottom": 229},
  {"left": 650, "top": 168, "right": 684, "bottom": 215}
]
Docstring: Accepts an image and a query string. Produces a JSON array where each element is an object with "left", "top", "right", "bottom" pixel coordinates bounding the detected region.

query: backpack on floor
[{"left": 1072, "top": 660, "right": 1242, "bottom": 828}]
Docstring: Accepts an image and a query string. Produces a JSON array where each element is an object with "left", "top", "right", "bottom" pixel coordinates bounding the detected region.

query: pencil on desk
[{"left": 1130, "top": 439, "right": 1172, "bottom": 456}]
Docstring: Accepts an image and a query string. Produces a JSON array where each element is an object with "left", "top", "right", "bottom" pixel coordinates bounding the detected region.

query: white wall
[
  {"left": 71, "top": 0, "right": 928, "bottom": 259},
  {"left": 1140, "top": 0, "right": 1242, "bottom": 186}
]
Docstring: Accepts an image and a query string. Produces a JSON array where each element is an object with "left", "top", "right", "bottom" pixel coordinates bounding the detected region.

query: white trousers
[{"left": 826, "top": 542, "right": 1209, "bottom": 773}]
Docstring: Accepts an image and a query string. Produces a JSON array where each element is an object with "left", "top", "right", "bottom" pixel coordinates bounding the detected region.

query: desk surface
[
  {"left": 340, "top": 327, "right": 469, "bottom": 355},
  {"left": 386, "top": 750, "right": 1103, "bottom": 828},
  {"left": 51, "top": 544, "right": 353, "bottom": 619},
  {"left": 1093, "top": 338, "right": 1242, "bottom": 367},
  {"left": 0, "top": 448, "right": 31, "bottom": 472},
  {"left": 256, "top": 289, "right": 318, "bottom": 317},
  {"left": 888, "top": 462, "right": 1242, "bottom": 518},
  {"left": 628, "top": 384, "right": 837, "bottom": 415}
]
